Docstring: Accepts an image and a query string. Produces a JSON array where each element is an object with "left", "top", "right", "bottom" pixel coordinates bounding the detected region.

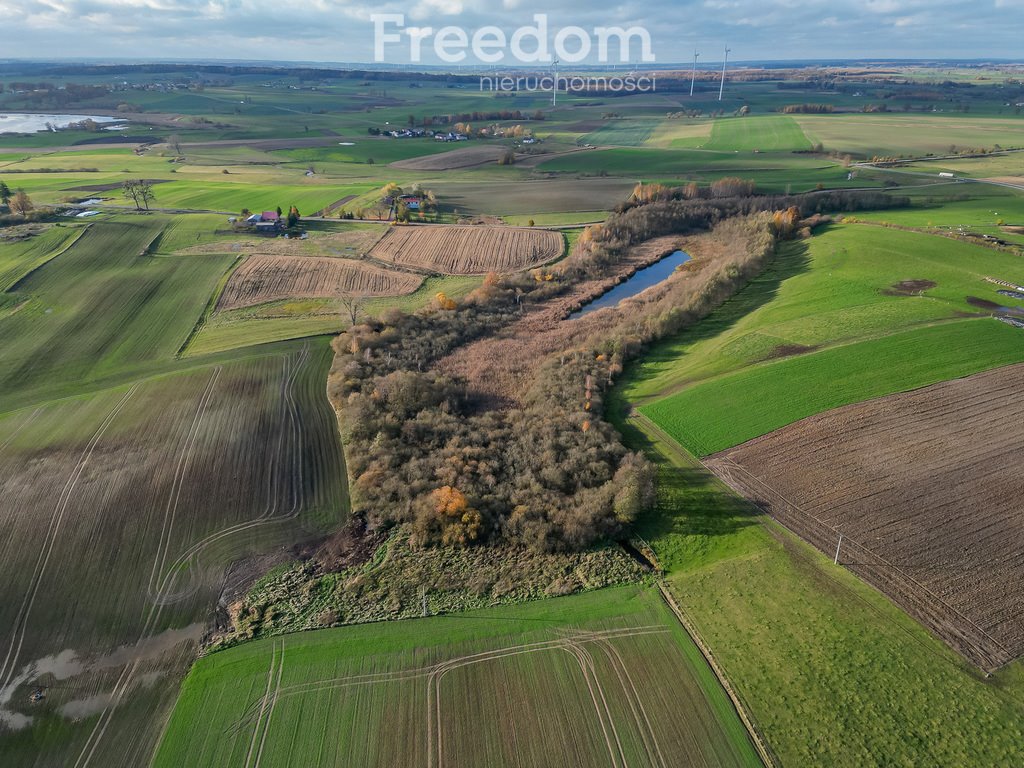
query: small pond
[
  {"left": 0, "top": 113, "right": 121, "bottom": 134},
  {"left": 570, "top": 249, "right": 691, "bottom": 319}
]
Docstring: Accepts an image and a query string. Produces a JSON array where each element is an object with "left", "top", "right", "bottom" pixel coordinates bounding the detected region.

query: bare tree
[
  {"left": 340, "top": 296, "right": 364, "bottom": 326},
  {"left": 167, "top": 134, "right": 183, "bottom": 155},
  {"left": 122, "top": 179, "right": 155, "bottom": 211}
]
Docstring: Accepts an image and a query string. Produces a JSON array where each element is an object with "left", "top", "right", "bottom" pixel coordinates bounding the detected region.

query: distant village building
[{"left": 246, "top": 210, "right": 282, "bottom": 233}]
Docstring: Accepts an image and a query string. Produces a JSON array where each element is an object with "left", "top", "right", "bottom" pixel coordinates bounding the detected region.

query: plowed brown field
[
  {"left": 218, "top": 255, "right": 422, "bottom": 310},
  {"left": 368, "top": 225, "right": 562, "bottom": 275},
  {"left": 706, "top": 362, "right": 1024, "bottom": 670}
]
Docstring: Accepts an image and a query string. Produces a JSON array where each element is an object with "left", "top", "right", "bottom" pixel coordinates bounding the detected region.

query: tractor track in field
[
  {"left": 146, "top": 367, "right": 223, "bottom": 602},
  {"left": 73, "top": 344, "right": 313, "bottom": 768},
  {"left": 251, "top": 640, "right": 286, "bottom": 768},
  {"left": 243, "top": 640, "right": 281, "bottom": 768},
  {"left": 561, "top": 640, "right": 628, "bottom": 768},
  {"left": 222, "top": 625, "right": 668, "bottom": 768},
  {"left": 569, "top": 629, "right": 669, "bottom": 768},
  {"left": 0, "top": 386, "right": 139, "bottom": 691}
]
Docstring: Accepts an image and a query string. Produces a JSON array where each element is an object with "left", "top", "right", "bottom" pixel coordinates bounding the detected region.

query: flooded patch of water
[
  {"left": 0, "top": 113, "right": 121, "bottom": 134},
  {"left": 58, "top": 693, "right": 115, "bottom": 720}
]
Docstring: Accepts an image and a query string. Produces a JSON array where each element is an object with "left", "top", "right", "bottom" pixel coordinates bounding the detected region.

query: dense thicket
[{"left": 328, "top": 189, "right": 904, "bottom": 552}]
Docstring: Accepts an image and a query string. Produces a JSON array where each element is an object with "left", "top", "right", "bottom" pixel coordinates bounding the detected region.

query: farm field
[
  {"left": 428, "top": 176, "right": 636, "bottom": 218},
  {"left": 368, "top": 224, "right": 563, "bottom": 274},
  {"left": 616, "top": 414, "right": 1024, "bottom": 768},
  {"left": 620, "top": 221, "right": 1024, "bottom": 408},
  {"left": 706, "top": 362, "right": 1024, "bottom": 669},
  {"left": 4, "top": 63, "right": 1024, "bottom": 768},
  {"left": 0, "top": 223, "right": 83, "bottom": 292},
  {"left": 705, "top": 116, "right": 811, "bottom": 153},
  {"left": 0, "top": 339, "right": 347, "bottom": 767},
  {"left": 641, "top": 318, "right": 1024, "bottom": 456},
  {"left": 0, "top": 217, "right": 233, "bottom": 406},
  {"left": 154, "top": 585, "right": 762, "bottom": 768},
  {"left": 794, "top": 114, "right": 1024, "bottom": 157},
  {"left": 186, "top": 274, "right": 483, "bottom": 356},
  {"left": 217, "top": 255, "right": 423, "bottom": 310}
]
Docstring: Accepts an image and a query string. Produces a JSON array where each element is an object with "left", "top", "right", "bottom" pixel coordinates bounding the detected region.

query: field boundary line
[
  {"left": 656, "top": 582, "right": 776, "bottom": 768},
  {"left": 176, "top": 254, "right": 245, "bottom": 358},
  {"left": 5, "top": 223, "right": 90, "bottom": 293}
]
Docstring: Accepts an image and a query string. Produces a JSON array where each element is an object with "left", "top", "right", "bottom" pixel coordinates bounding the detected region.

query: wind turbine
[
  {"left": 690, "top": 51, "right": 699, "bottom": 96},
  {"left": 552, "top": 56, "right": 560, "bottom": 107},
  {"left": 718, "top": 46, "right": 730, "bottom": 102}
]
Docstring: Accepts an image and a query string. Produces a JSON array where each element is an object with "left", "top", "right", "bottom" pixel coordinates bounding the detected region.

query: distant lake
[
  {"left": 570, "top": 249, "right": 692, "bottom": 319},
  {"left": 0, "top": 113, "right": 122, "bottom": 134}
]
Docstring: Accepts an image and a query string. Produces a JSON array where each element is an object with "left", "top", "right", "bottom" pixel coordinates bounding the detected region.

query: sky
[{"left": 1, "top": 0, "right": 1022, "bottom": 65}]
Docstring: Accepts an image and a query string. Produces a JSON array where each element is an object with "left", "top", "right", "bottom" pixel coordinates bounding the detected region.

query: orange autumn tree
[{"left": 432, "top": 486, "right": 482, "bottom": 546}]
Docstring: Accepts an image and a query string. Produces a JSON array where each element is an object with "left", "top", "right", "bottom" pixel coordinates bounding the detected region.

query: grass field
[
  {"left": 0, "top": 217, "right": 232, "bottom": 405},
  {"left": 154, "top": 585, "right": 762, "bottom": 768},
  {"left": 643, "top": 316, "right": 1024, "bottom": 456},
  {"left": 0, "top": 224, "right": 84, "bottom": 292},
  {"left": 795, "top": 114, "right": 1024, "bottom": 157},
  {"left": 705, "top": 116, "right": 811, "bottom": 153},
  {"left": 583, "top": 119, "right": 660, "bottom": 147},
  {"left": 617, "top": 415, "right": 1024, "bottom": 768},
  {"left": 620, "top": 222, "right": 1024, "bottom": 405}
]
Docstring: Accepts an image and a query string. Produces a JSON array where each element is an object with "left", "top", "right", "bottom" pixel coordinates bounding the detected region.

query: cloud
[{"left": 1, "top": 0, "right": 1021, "bottom": 61}]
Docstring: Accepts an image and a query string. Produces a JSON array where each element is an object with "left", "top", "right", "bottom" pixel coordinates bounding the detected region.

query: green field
[
  {"left": 583, "top": 119, "right": 660, "bottom": 147},
  {"left": 642, "top": 319, "right": 1024, "bottom": 455},
  {"left": 795, "top": 114, "right": 1024, "bottom": 157},
  {"left": 616, "top": 415, "right": 1024, "bottom": 768},
  {"left": 0, "top": 224, "right": 84, "bottom": 292},
  {"left": 0, "top": 217, "right": 232, "bottom": 406},
  {"left": 705, "top": 116, "right": 811, "bottom": 153},
  {"left": 621, "top": 221, "right": 1024, "bottom": 412},
  {"left": 155, "top": 585, "right": 761, "bottom": 768}
]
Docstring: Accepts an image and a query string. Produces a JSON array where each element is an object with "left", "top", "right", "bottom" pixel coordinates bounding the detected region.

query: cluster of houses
[{"left": 377, "top": 127, "right": 469, "bottom": 141}]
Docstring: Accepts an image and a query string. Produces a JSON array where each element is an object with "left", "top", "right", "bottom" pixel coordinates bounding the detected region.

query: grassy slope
[
  {"left": 0, "top": 224, "right": 84, "bottom": 292},
  {"left": 154, "top": 585, "right": 760, "bottom": 768},
  {"left": 617, "top": 222, "right": 1024, "bottom": 453},
  {"left": 643, "top": 318, "right": 1024, "bottom": 456},
  {"left": 618, "top": 414, "right": 1024, "bottom": 768},
  {"left": 0, "top": 216, "right": 233, "bottom": 405},
  {"left": 705, "top": 116, "right": 812, "bottom": 152}
]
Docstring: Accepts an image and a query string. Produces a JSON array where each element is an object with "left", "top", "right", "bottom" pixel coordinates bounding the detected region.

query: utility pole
[
  {"left": 834, "top": 533, "right": 843, "bottom": 565},
  {"left": 718, "top": 46, "right": 730, "bottom": 102},
  {"left": 690, "top": 51, "right": 699, "bottom": 96}
]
